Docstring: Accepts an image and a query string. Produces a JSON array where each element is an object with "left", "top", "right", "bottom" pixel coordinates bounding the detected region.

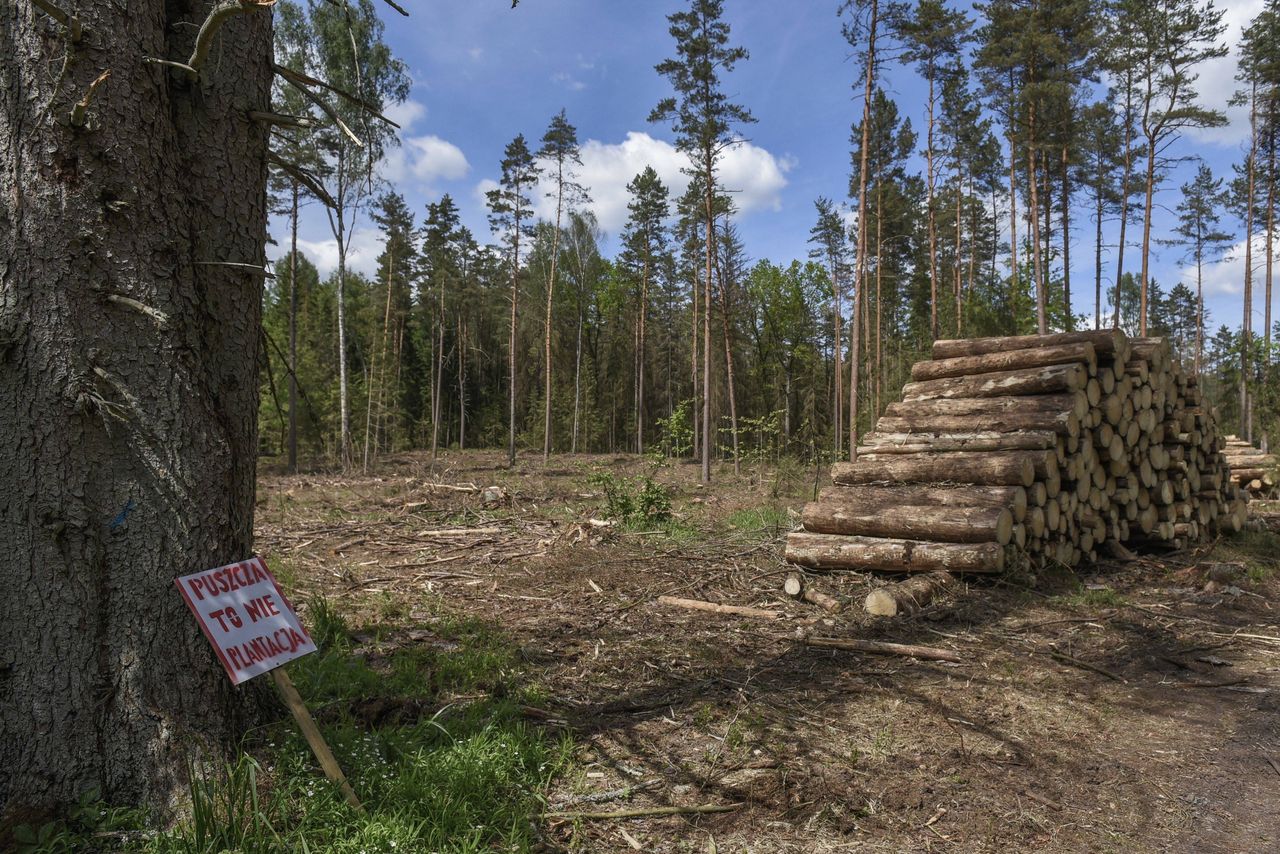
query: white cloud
[
  {"left": 281, "top": 226, "right": 385, "bottom": 279},
  {"left": 1186, "top": 233, "right": 1263, "bottom": 297},
  {"left": 381, "top": 134, "right": 470, "bottom": 189},
  {"left": 552, "top": 71, "right": 587, "bottom": 92},
  {"left": 385, "top": 99, "right": 426, "bottom": 132},
  {"left": 490, "top": 131, "right": 792, "bottom": 235},
  {"left": 1187, "top": 0, "right": 1264, "bottom": 147}
]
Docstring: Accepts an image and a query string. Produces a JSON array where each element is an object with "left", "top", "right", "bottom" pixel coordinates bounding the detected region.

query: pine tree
[
  {"left": 651, "top": 0, "right": 756, "bottom": 483},
  {"left": 620, "top": 167, "right": 672, "bottom": 454},
  {"left": 809, "top": 197, "right": 851, "bottom": 455},
  {"left": 421, "top": 194, "right": 461, "bottom": 463},
  {"left": 366, "top": 192, "right": 416, "bottom": 466},
  {"left": 486, "top": 135, "right": 540, "bottom": 467},
  {"left": 537, "top": 110, "right": 588, "bottom": 460},
  {"left": 1074, "top": 99, "right": 1125, "bottom": 330},
  {"left": 1168, "top": 164, "right": 1232, "bottom": 375}
]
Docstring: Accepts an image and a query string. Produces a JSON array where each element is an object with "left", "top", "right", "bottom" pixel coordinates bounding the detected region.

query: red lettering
[
  {"left": 209, "top": 609, "right": 230, "bottom": 632},
  {"left": 263, "top": 594, "right": 280, "bottom": 617},
  {"left": 187, "top": 578, "right": 206, "bottom": 601},
  {"left": 227, "top": 647, "right": 244, "bottom": 670}
]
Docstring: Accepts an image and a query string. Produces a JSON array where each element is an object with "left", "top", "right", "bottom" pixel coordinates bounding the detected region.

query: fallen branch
[
  {"left": 656, "top": 596, "right": 782, "bottom": 620},
  {"left": 545, "top": 803, "right": 741, "bottom": 821},
  {"left": 782, "top": 573, "right": 843, "bottom": 612},
  {"left": 804, "top": 636, "right": 963, "bottom": 663},
  {"left": 1046, "top": 649, "right": 1125, "bottom": 683}
]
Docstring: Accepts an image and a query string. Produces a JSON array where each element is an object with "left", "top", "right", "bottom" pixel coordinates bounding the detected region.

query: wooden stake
[{"left": 271, "top": 667, "right": 365, "bottom": 812}]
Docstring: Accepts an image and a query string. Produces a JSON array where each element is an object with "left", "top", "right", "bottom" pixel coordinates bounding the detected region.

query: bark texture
[{"left": 1, "top": 1, "right": 273, "bottom": 817}]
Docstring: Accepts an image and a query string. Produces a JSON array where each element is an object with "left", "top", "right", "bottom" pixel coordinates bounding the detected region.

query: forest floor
[{"left": 257, "top": 449, "right": 1280, "bottom": 854}]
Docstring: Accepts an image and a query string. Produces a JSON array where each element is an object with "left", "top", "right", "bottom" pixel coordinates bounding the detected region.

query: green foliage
[
  {"left": 651, "top": 399, "right": 695, "bottom": 459},
  {"left": 11, "top": 789, "right": 146, "bottom": 854},
  {"left": 589, "top": 472, "right": 672, "bottom": 526}
]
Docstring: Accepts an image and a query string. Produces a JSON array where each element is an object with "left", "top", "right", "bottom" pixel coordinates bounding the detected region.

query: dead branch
[
  {"left": 804, "top": 636, "right": 964, "bottom": 663},
  {"left": 143, "top": 57, "right": 198, "bottom": 76},
  {"left": 192, "top": 260, "right": 274, "bottom": 278},
  {"left": 250, "top": 110, "right": 319, "bottom": 130},
  {"left": 379, "top": 0, "right": 410, "bottom": 16},
  {"left": 1046, "top": 649, "right": 1125, "bottom": 683},
  {"left": 266, "top": 151, "right": 336, "bottom": 208},
  {"left": 272, "top": 62, "right": 399, "bottom": 129},
  {"left": 31, "top": 0, "right": 82, "bottom": 41},
  {"left": 656, "top": 596, "right": 782, "bottom": 620},
  {"left": 105, "top": 294, "right": 169, "bottom": 327},
  {"left": 69, "top": 69, "right": 110, "bottom": 128},
  {"left": 188, "top": 0, "right": 277, "bottom": 77},
  {"left": 276, "top": 71, "right": 364, "bottom": 147},
  {"left": 545, "top": 803, "right": 741, "bottom": 821}
]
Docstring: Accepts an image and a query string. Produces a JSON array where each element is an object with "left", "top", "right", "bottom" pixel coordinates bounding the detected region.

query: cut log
[
  {"left": 931, "top": 329, "right": 1127, "bottom": 360},
  {"left": 783, "top": 574, "right": 843, "bottom": 612},
  {"left": 911, "top": 342, "right": 1096, "bottom": 382},
  {"left": 655, "top": 596, "right": 782, "bottom": 620},
  {"left": 833, "top": 451, "right": 1041, "bottom": 487},
  {"left": 874, "top": 411, "right": 1079, "bottom": 438},
  {"left": 785, "top": 533, "right": 1005, "bottom": 573},
  {"left": 859, "top": 430, "right": 1058, "bottom": 455},
  {"left": 902, "top": 363, "right": 1087, "bottom": 401},
  {"left": 863, "top": 571, "right": 957, "bottom": 617},
  {"left": 884, "top": 392, "right": 1088, "bottom": 420},
  {"left": 801, "top": 502, "right": 1014, "bottom": 545},
  {"left": 815, "top": 485, "right": 1028, "bottom": 521}
]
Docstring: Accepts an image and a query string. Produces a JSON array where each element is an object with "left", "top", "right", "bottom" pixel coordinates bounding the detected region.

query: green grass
[
  {"left": 1049, "top": 586, "right": 1127, "bottom": 609},
  {"left": 16, "top": 600, "right": 570, "bottom": 854},
  {"left": 1214, "top": 529, "right": 1280, "bottom": 584},
  {"left": 724, "top": 505, "right": 792, "bottom": 541}
]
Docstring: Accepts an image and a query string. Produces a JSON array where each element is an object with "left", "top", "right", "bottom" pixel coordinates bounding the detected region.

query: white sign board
[{"left": 176, "top": 556, "right": 316, "bottom": 685}]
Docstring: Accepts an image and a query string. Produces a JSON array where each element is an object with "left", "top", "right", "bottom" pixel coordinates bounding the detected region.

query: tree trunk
[
  {"left": 1007, "top": 125, "right": 1021, "bottom": 330},
  {"left": 849, "top": 0, "right": 878, "bottom": 461},
  {"left": 1138, "top": 133, "right": 1159, "bottom": 336},
  {"left": 335, "top": 152, "right": 352, "bottom": 468},
  {"left": 1, "top": 2, "right": 274, "bottom": 815},
  {"left": 875, "top": 183, "right": 884, "bottom": 419},
  {"left": 1114, "top": 79, "right": 1135, "bottom": 329},
  {"left": 1243, "top": 84, "right": 1257, "bottom": 442},
  {"left": 1061, "top": 145, "right": 1072, "bottom": 330},
  {"left": 714, "top": 224, "right": 740, "bottom": 475},
  {"left": 701, "top": 146, "right": 714, "bottom": 483},
  {"left": 910, "top": 341, "right": 1096, "bottom": 382},
  {"left": 832, "top": 239, "right": 843, "bottom": 460},
  {"left": 457, "top": 316, "right": 466, "bottom": 450},
  {"left": 1026, "top": 107, "right": 1047, "bottom": 334},
  {"left": 831, "top": 451, "right": 1044, "bottom": 487},
  {"left": 288, "top": 182, "right": 299, "bottom": 473},
  {"left": 573, "top": 302, "right": 583, "bottom": 453},
  {"left": 785, "top": 534, "right": 1004, "bottom": 573},
  {"left": 544, "top": 164, "right": 565, "bottom": 462},
  {"left": 430, "top": 260, "right": 444, "bottom": 463},
  {"left": 1094, "top": 165, "right": 1103, "bottom": 331},
  {"left": 802, "top": 503, "right": 1014, "bottom": 544},
  {"left": 925, "top": 72, "right": 939, "bottom": 341},
  {"left": 636, "top": 257, "right": 648, "bottom": 455},
  {"left": 864, "top": 571, "right": 957, "bottom": 617},
  {"left": 901, "top": 363, "right": 1088, "bottom": 401},
  {"left": 508, "top": 203, "right": 520, "bottom": 467}
]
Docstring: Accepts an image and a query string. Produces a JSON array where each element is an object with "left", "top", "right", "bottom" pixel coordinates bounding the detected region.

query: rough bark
[
  {"left": 816, "top": 484, "right": 1029, "bottom": 519},
  {"left": 1, "top": 0, "right": 274, "bottom": 816},
  {"left": 874, "top": 411, "right": 1078, "bottom": 438},
  {"left": 786, "top": 534, "right": 1005, "bottom": 573},
  {"left": 901, "top": 363, "right": 1087, "bottom": 402},
  {"left": 911, "top": 342, "right": 1096, "bottom": 382},
  {"left": 885, "top": 391, "right": 1088, "bottom": 420},
  {"left": 859, "top": 430, "right": 1058, "bottom": 454},
  {"left": 864, "top": 571, "right": 957, "bottom": 617},
  {"left": 801, "top": 503, "right": 1014, "bottom": 545},
  {"left": 931, "top": 329, "right": 1126, "bottom": 360},
  {"left": 831, "top": 451, "right": 1041, "bottom": 487}
]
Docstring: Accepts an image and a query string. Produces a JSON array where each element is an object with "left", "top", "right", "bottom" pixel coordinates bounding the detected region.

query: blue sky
[{"left": 276, "top": 0, "right": 1271, "bottom": 338}]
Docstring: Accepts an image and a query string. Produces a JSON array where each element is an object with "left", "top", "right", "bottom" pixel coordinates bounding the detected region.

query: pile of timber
[
  {"left": 786, "top": 331, "right": 1249, "bottom": 576},
  {"left": 1222, "top": 436, "right": 1277, "bottom": 497}
]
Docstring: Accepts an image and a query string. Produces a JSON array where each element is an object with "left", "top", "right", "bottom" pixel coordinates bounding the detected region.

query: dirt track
[{"left": 257, "top": 450, "right": 1280, "bottom": 853}]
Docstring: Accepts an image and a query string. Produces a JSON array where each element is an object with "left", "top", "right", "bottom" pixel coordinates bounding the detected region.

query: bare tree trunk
[
  {"left": 1094, "top": 161, "right": 1104, "bottom": 331},
  {"left": 1138, "top": 135, "right": 1158, "bottom": 336},
  {"left": 457, "top": 316, "right": 466, "bottom": 450},
  {"left": 544, "top": 166, "right": 565, "bottom": 461},
  {"left": 1265, "top": 123, "right": 1275, "bottom": 449},
  {"left": 1, "top": 2, "right": 274, "bottom": 814},
  {"left": 573, "top": 302, "right": 583, "bottom": 453},
  {"left": 1026, "top": 106, "right": 1047, "bottom": 334},
  {"left": 925, "top": 73, "right": 939, "bottom": 341},
  {"left": 430, "top": 263, "right": 444, "bottom": 463},
  {"left": 690, "top": 265, "right": 700, "bottom": 463},
  {"left": 849, "top": 0, "right": 878, "bottom": 461},
  {"left": 1061, "top": 145, "right": 1072, "bottom": 330},
  {"left": 831, "top": 246, "right": 843, "bottom": 460},
  {"left": 508, "top": 207, "right": 521, "bottom": 467},
  {"left": 1114, "top": 79, "right": 1135, "bottom": 330},
  {"left": 875, "top": 184, "right": 884, "bottom": 419},
  {"left": 714, "top": 229, "right": 740, "bottom": 475},
  {"left": 953, "top": 171, "right": 963, "bottom": 336},
  {"left": 335, "top": 152, "right": 352, "bottom": 468},
  {"left": 637, "top": 258, "right": 648, "bottom": 455},
  {"left": 288, "top": 183, "right": 299, "bottom": 473},
  {"left": 1244, "top": 84, "right": 1257, "bottom": 441},
  {"left": 702, "top": 147, "right": 715, "bottom": 483},
  {"left": 1007, "top": 127, "right": 1021, "bottom": 330}
]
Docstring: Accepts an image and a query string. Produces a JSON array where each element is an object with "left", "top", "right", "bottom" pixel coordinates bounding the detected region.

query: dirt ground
[{"left": 256, "top": 449, "right": 1280, "bottom": 853}]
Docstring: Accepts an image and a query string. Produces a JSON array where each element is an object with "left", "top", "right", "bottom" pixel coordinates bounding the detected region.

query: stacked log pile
[
  {"left": 787, "top": 331, "right": 1249, "bottom": 576},
  {"left": 1222, "top": 436, "right": 1277, "bottom": 497}
]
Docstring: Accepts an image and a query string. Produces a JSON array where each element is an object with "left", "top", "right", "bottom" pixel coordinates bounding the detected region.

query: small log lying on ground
[
  {"left": 783, "top": 573, "right": 843, "bottom": 612},
  {"left": 864, "top": 571, "right": 957, "bottom": 617},
  {"left": 786, "top": 533, "right": 1005, "bottom": 573},
  {"left": 656, "top": 596, "right": 782, "bottom": 620},
  {"left": 804, "top": 636, "right": 964, "bottom": 663}
]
